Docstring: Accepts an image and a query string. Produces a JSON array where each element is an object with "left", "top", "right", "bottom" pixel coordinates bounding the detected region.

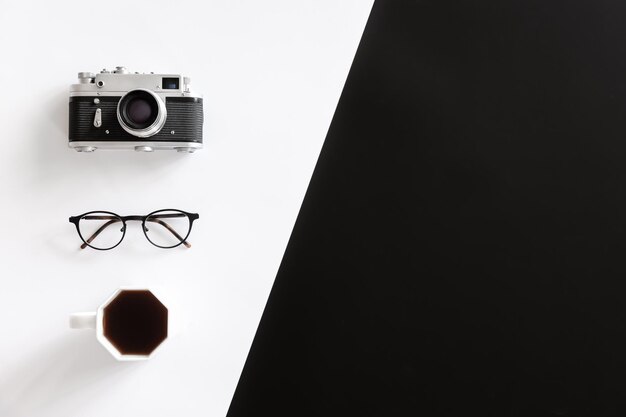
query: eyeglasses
[{"left": 69, "top": 209, "right": 199, "bottom": 250}]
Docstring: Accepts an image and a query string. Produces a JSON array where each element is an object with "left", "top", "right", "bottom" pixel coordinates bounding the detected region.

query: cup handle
[{"left": 70, "top": 312, "right": 97, "bottom": 329}]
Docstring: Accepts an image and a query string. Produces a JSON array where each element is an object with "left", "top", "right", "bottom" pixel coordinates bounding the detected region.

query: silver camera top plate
[{"left": 70, "top": 66, "right": 202, "bottom": 99}]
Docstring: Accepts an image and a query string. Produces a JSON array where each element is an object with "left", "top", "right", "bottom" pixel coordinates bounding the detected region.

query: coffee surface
[{"left": 103, "top": 290, "right": 168, "bottom": 355}]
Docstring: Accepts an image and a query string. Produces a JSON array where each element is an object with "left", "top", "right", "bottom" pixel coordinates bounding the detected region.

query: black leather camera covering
[{"left": 68, "top": 96, "right": 203, "bottom": 142}]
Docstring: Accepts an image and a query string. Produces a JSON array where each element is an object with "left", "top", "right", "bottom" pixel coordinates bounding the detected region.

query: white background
[{"left": 0, "top": 1, "right": 372, "bottom": 416}]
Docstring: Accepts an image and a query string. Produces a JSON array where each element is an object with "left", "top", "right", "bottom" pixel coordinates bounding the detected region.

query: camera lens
[
  {"left": 117, "top": 89, "right": 167, "bottom": 137},
  {"left": 127, "top": 98, "right": 152, "bottom": 124},
  {"left": 119, "top": 91, "right": 158, "bottom": 129}
]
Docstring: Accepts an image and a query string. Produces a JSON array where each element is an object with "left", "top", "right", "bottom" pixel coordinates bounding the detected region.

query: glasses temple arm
[
  {"left": 146, "top": 218, "right": 192, "bottom": 248},
  {"left": 80, "top": 218, "right": 122, "bottom": 249}
]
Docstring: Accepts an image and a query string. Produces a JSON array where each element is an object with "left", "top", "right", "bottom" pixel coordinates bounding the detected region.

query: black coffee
[{"left": 103, "top": 290, "right": 168, "bottom": 355}]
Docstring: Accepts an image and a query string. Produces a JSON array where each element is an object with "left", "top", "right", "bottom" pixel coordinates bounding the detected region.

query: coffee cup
[{"left": 70, "top": 287, "right": 168, "bottom": 361}]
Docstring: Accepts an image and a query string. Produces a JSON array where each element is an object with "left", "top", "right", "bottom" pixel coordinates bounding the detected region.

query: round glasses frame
[{"left": 69, "top": 209, "right": 199, "bottom": 250}]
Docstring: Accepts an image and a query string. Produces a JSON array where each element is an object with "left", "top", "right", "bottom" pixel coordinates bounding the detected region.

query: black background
[{"left": 228, "top": 0, "right": 626, "bottom": 415}]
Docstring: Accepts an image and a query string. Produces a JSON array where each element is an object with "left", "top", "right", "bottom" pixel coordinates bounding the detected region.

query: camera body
[{"left": 69, "top": 66, "right": 203, "bottom": 153}]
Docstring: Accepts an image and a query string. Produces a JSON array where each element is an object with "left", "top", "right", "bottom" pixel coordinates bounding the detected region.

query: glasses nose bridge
[{"left": 121, "top": 215, "right": 145, "bottom": 222}]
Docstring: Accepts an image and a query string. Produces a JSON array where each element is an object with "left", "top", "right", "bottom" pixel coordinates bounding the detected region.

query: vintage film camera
[{"left": 69, "top": 66, "right": 203, "bottom": 153}]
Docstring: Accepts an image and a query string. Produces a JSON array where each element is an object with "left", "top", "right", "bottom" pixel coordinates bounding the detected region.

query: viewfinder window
[{"left": 162, "top": 77, "right": 180, "bottom": 90}]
